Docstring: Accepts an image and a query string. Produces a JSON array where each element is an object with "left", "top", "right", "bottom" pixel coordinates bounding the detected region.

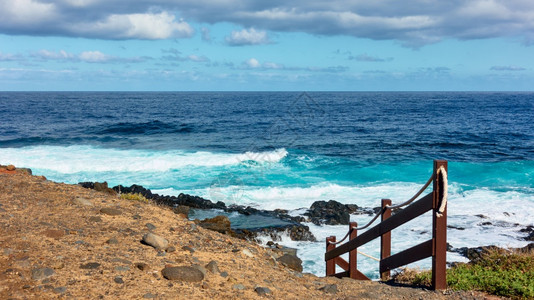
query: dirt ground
[{"left": 0, "top": 168, "right": 500, "bottom": 299}]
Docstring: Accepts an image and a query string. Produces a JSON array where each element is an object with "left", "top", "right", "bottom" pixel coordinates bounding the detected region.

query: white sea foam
[
  {"left": 2, "top": 144, "right": 532, "bottom": 278},
  {"left": 174, "top": 182, "right": 435, "bottom": 210},
  {"left": 0, "top": 145, "right": 288, "bottom": 173}
]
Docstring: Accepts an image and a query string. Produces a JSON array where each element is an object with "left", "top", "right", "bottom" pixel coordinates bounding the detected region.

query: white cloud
[
  {"left": 246, "top": 58, "right": 261, "bottom": 68},
  {"left": 188, "top": 55, "right": 210, "bottom": 62},
  {"left": 79, "top": 51, "right": 110, "bottom": 63},
  {"left": 0, "top": 0, "right": 57, "bottom": 25},
  {"left": 32, "top": 49, "right": 149, "bottom": 63},
  {"left": 1, "top": 0, "right": 534, "bottom": 45},
  {"left": 0, "top": 52, "right": 24, "bottom": 61},
  {"left": 226, "top": 28, "right": 271, "bottom": 46},
  {"left": 79, "top": 12, "right": 194, "bottom": 39}
]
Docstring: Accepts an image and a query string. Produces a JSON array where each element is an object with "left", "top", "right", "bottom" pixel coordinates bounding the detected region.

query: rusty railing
[{"left": 325, "top": 160, "right": 448, "bottom": 290}]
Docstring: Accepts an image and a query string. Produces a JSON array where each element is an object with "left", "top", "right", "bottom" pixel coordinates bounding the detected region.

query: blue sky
[{"left": 0, "top": 0, "right": 533, "bottom": 91}]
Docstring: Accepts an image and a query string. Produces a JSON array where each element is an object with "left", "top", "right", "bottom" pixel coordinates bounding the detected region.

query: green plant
[
  {"left": 120, "top": 192, "right": 149, "bottom": 203},
  {"left": 392, "top": 248, "right": 534, "bottom": 299}
]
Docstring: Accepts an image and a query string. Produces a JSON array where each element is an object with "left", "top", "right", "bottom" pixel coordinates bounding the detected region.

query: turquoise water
[{"left": 0, "top": 92, "right": 533, "bottom": 278}]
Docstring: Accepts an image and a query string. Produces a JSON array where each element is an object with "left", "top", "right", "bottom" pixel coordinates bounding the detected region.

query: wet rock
[
  {"left": 80, "top": 262, "right": 101, "bottom": 269},
  {"left": 255, "top": 286, "right": 272, "bottom": 296},
  {"left": 100, "top": 207, "right": 122, "bottom": 216},
  {"left": 520, "top": 226, "right": 534, "bottom": 241},
  {"left": 270, "top": 245, "right": 298, "bottom": 257},
  {"left": 305, "top": 200, "right": 350, "bottom": 225},
  {"left": 276, "top": 254, "right": 303, "bottom": 272},
  {"left": 199, "top": 215, "right": 232, "bottom": 234},
  {"left": 31, "top": 267, "right": 55, "bottom": 281},
  {"left": 161, "top": 266, "right": 204, "bottom": 282},
  {"left": 241, "top": 224, "right": 316, "bottom": 242},
  {"left": 142, "top": 233, "right": 169, "bottom": 250}
]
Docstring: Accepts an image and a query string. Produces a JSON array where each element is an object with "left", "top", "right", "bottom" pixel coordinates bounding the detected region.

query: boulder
[
  {"left": 93, "top": 182, "right": 117, "bottom": 195},
  {"left": 142, "top": 233, "right": 169, "bottom": 250},
  {"left": 161, "top": 266, "right": 204, "bottom": 282},
  {"left": 276, "top": 254, "right": 303, "bottom": 272},
  {"left": 173, "top": 205, "right": 190, "bottom": 218},
  {"left": 305, "top": 200, "right": 350, "bottom": 225}
]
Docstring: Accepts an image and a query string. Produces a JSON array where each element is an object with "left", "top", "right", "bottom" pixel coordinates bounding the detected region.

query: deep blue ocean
[{"left": 1, "top": 91, "right": 533, "bottom": 278}]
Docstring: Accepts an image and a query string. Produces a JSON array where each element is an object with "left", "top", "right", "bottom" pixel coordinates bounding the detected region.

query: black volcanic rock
[{"left": 305, "top": 200, "right": 350, "bottom": 225}]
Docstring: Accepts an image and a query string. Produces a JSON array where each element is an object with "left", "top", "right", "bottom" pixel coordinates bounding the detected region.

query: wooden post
[
  {"left": 432, "top": 160, "right": 448, "bottom": 290},
  {"left": 348, "top": 222, "right": 358, "bottom": 279},
  {"left": 380, "top": 199, "right": 392, "bottom": 281},
  {"left": 326, "top": 236, "right": 336, "bottom": 276}
]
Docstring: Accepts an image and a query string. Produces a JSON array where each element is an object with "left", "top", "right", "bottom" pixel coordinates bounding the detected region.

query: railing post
[
  {"left": 432, "top": 160, "right": 448, "bottom": 290},
  {"left": 326, "top": 236, "right": 336, "bottom": 276},
  {"left": 380, "top": 199, "right": 392, "bottom": 281},
  {"left": 348, "top": 222, "right": 358, "bottom": 279}
]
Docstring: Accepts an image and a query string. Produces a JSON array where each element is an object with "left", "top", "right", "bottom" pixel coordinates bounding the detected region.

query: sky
[{"left": 0, "top": 0, "right": 533, "bottom": 91}]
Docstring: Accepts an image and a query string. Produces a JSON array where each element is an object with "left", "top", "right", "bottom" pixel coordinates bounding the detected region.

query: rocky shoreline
[
  {"left": 1, "top": 165, "right": 528, "bottom": 299},
  {"left": 79, "top": 180, "right": 534, "bottom": 260}
]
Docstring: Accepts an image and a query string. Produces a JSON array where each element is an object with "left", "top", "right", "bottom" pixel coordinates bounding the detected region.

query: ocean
[{"left": 1, "top": 91, "right": 533, "bottom": 279}]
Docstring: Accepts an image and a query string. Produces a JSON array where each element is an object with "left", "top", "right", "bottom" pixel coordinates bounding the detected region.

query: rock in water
[
  {"left": 161, "top": 266, "right": 204, "bottom": 282},
  {"left": 142, "top": 233, "right": 169, "bottom": 250},
  {"left": 305, "top": 200, "right": 350, "bottom": 225},
  {"left": 198, "top": 215, "right": 232, "bottom": 234},
  {"left": 276, "top": 254, "right": 303, "bottom": 272}
]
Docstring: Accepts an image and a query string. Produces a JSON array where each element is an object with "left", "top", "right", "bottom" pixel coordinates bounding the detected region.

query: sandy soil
[{"left": 0, "top": 168, "right": 498, "bottom": 299}]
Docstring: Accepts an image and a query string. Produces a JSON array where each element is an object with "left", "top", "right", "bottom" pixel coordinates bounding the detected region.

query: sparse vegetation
[
  {"left": 120, "top": 192, "right": 149, "bottom": 203},
  {"left": 393, "top": 248, "right": 534, "bottom": 299}
]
